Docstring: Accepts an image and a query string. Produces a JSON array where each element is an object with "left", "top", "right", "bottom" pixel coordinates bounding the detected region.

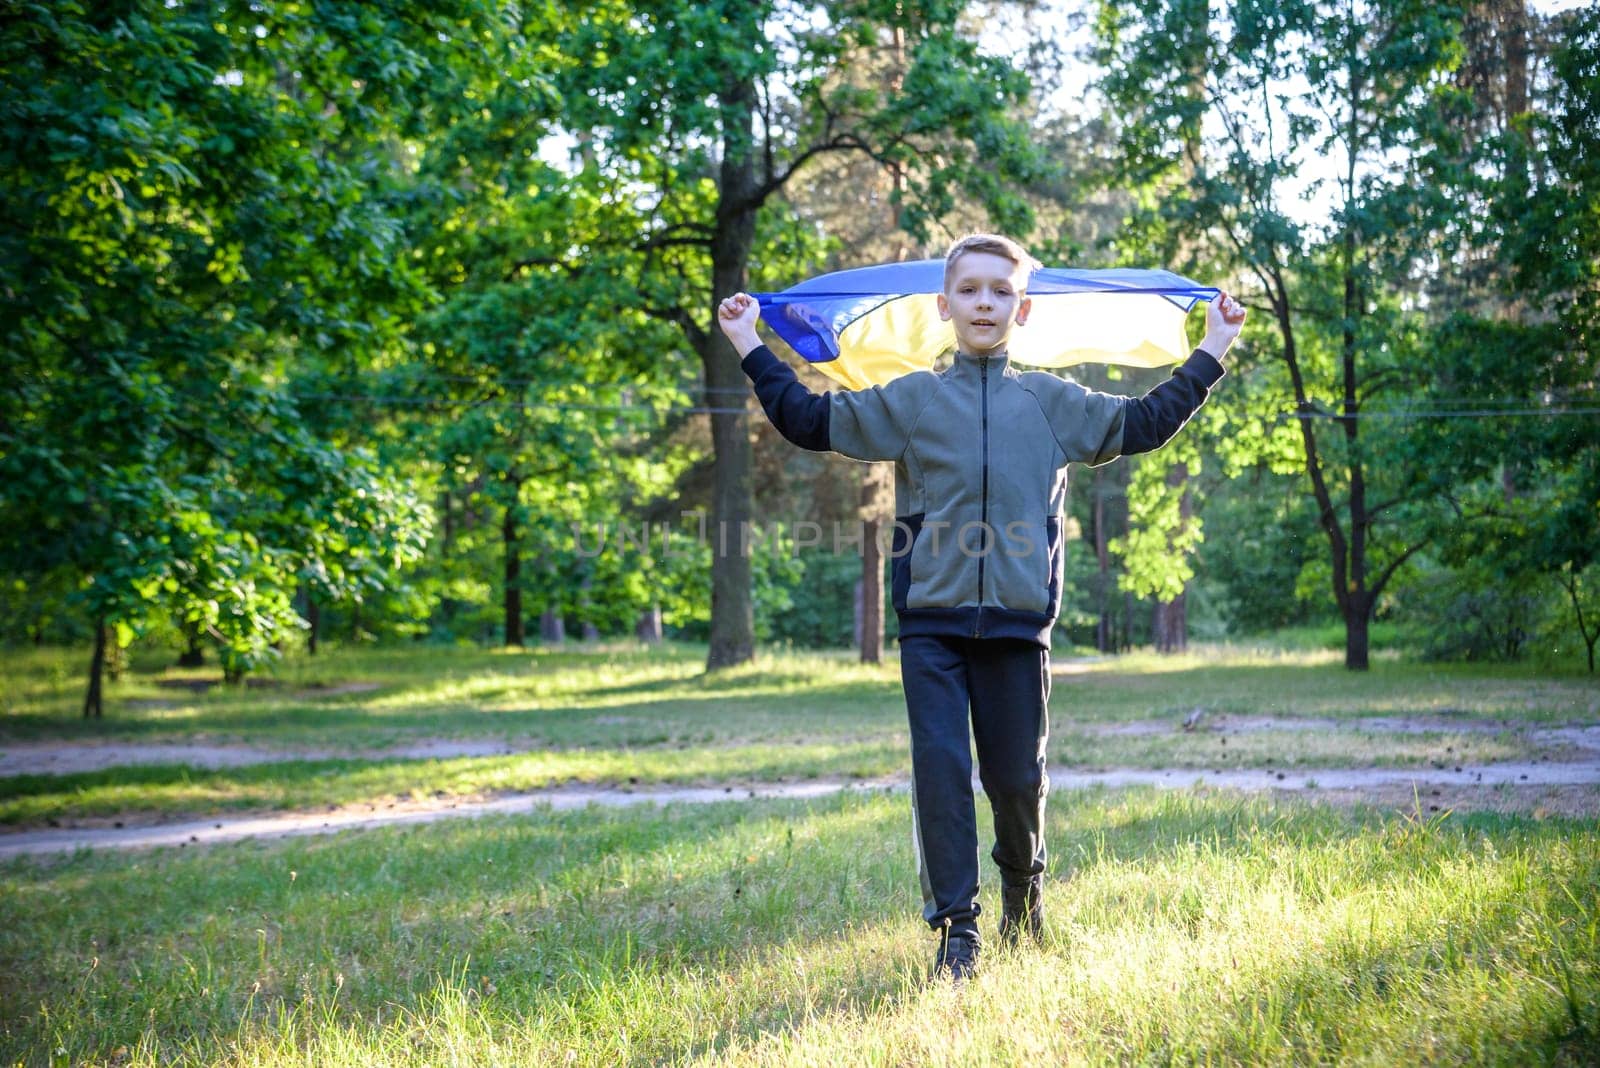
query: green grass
[
  {"left": 3, "top": 640, "right": 1598, "bottom": 1063},
  {"left": 0, "top": 742, "right": 904, "bottom": 827},
  {"left": 0, "top": 642, "right": 905, "bottom": 747},
  {"left": 6, "top": 642, "right": 1596, "bottom": 749},
  {"left": 3, "top": 789, "right": 1597, "bottom": 1065},
  {"left": 1061, "top": 646, "right": 1600, "bottom": 725},
  {"left": 1, "top": 641, "right": 1596, "bottom": 828}
]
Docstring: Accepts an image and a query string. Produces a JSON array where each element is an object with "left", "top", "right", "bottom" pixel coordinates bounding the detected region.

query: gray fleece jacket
[{"left": 741, "top": 344, "right": 1225, "bottom": 646}]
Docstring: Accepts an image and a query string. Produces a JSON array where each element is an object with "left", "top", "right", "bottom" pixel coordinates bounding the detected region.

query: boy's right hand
[{"left": 717, "top": 292, "right": 763, "bottom": 357}]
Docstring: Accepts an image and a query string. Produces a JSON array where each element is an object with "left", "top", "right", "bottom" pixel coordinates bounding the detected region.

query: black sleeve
[
  {"left": 1120, "top": 348, "right": 1227, "bottom": 455},
  {"left": 739, "top": 344, "right": 831, "bottom": 452}
]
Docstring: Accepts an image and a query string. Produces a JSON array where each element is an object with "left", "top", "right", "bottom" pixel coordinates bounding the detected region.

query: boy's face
[{"left": 937, "top": 250, "right": 1032, "bottom": 356}]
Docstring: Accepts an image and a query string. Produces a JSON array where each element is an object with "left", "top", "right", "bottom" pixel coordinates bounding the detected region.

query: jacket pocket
[
  {"left": 889, "top": 513, "right": 923, "bottom": 614},
  {"left": 984, "top": 517, "right": 1052, "bottom": 615}
]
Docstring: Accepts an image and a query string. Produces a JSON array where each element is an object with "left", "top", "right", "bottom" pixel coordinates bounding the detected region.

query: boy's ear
[
  {"left": 1015, "top": 294, "right": 1032, "bottom": 326},
  {"left": 936, "top": 293, "right": 951, "bottom": 321}
]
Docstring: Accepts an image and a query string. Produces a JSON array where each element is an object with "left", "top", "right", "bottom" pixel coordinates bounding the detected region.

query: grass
[
  {"left": 6, "top": 641, "right": 1597, "bottom": 749},
  {"left": 0, "top": 742, "right": 904, "bottom": 827},
  {"left": 0, "top": 643, "right": 903, "bottom": 747},
  {"left": 0, "top": 641, "right": 1596, "bottom": 828},
  {"left": 2, "top": 640, "right": 1598, "bottom": 1063},
  {"left": 2, "top": 788, "right": 1597, "bottom": 1065}
]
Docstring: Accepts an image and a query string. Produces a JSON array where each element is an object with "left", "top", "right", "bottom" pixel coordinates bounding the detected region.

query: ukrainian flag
[{"left": 755, "top": 261, "right": 1218, "bottom": 391}]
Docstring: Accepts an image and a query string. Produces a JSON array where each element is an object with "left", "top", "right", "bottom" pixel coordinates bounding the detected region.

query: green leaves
[{"left": 1, "top": 1, "right": 458, "bottom": 692}]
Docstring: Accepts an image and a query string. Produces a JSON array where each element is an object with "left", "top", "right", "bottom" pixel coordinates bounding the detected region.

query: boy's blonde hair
[{"left": 942, "top": 234, "right": 1041, "bottom": 290}]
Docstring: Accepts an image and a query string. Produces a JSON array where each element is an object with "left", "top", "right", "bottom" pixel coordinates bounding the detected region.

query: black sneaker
[
  {"left": 934, "top": 927, "right": 980, "bottom": 982},
  {"left": 998, "top": 876, "right": 1044, "bottom": 948}
]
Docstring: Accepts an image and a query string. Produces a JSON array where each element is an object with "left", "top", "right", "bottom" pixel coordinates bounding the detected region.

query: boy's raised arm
[
  {"left": 1119, "top": 291, "right": 1246, "bottom": 454},
  {"left": 1028, "top": 291, "right": 1245, "bottom": 465},
  {"left": 718, "top": 292, "right": 831, "bottom": 452},
  {"left": 719, "top": 292, "right": 932, "bottom": 462}
]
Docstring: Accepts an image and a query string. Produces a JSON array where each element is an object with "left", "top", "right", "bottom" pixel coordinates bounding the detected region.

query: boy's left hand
[{"left": 1202, "top": 291, "right": 1247, "bottom": 359}]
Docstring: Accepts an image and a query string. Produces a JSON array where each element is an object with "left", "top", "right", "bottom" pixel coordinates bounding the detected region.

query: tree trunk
[
  {"left": 1153, "top": 592, "right": 1187, "bottom": 653},
  {"left": 855, "top": 28, "right": 906, "bottom": 664},
  {"left": 1503, "top": 0, "right": 1528, "bottom": 126},
  {"left": 853, "top": 578, "right": 864, "bottom": 648},
  {"left": 703, "top": 72, "right": 761, "bottom": 671},
  {"left": 859, "top": 469, "right": 886, "bottom": 664},
  {"left": 305, "top": 592, "right": 320, "bottom": 656},
  {"left": 1279, "top": 283, "right": 1365, "bottom": 668},
  {"left": 578, "top": 578, "right": 600, "bottom": 641},
  {"left": 1093, "top": 465, "right": 1112, "bottom": 653},
  {"left": 503, "top": 483, "right": 524, "bottom": 648},
  {"left": 83, "top": 618, "right": 106, "bottom": 719},
  {"left": 1341, "top": 221, "right": 1370, "bottom": 670},
  {"left": 1345, "top": 596, "right": 1371, "bottom": 671},
  {"left": 635, "top": 604, "right": 663, "bottom": 643},
  {"left": 1559, "top": 570, "right": 1595, "bottom": 673},
  {"left": 540, "top": 608, "right": 565, "bottom": 644},
  {"left": 1149, "top": 3, "right": 1203, "bottom": 659},
  {"left": 177, "top": 620, "right": 205, "bottom": 667}
]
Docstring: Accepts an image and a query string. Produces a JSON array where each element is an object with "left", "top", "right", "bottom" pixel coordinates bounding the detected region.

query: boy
[{"left": 718, "top": 234, "right": 1245, "bottom": 980}]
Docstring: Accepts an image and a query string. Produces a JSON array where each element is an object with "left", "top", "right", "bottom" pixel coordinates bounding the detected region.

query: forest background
[{"left": 3, "top": 0, "right": 1598, "bottom": 715}]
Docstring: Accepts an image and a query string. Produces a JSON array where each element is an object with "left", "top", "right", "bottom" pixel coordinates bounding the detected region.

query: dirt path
[
  {"left": 3, "top": 758, "right": 1597, "bottom": 859},
  {"left": 3, "top": 712, "right": 1595, "bottom": 859},
  {"left": 0, "top": 781, "right": 868, "bottom": 859},
  {"left": 5, "top": 715, "right": 1597, "bottom": 779},
  {"left": 0, "top": 738, "right": 532, "bottom": 777},
  {"left": 1086, "top": 715, "right": 1600, "bottom": 748}
]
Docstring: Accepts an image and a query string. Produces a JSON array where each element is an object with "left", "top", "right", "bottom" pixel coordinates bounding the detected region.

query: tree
[
  {"left": 1397, "top": 5, "right": 1600, "bottom": 667},
  {"left": 0, "top": 1, "right": 463, "bottom": 712},
  {"left": 1096, "top": 0, "right": 1477, "bottom": 668},
  {"left": 399, "top": 32, "right": 696, "bottom": 645},
  {"left": 552, "top": 0, "right": 1051, "bottom": 668}
]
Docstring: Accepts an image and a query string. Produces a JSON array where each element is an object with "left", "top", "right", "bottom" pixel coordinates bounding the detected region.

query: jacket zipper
[{"left": 975, "top": 355, "right": 989, "bottom": 637}]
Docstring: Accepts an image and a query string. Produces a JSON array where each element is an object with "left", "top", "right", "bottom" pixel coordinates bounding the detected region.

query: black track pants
[{"left": 900, "top": 634, "right": 1051, "bottom": 935}]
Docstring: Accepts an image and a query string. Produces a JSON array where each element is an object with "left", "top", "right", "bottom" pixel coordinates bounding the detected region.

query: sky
[
  {"left": 539, "top": 1, "right": 1587, "bottom": 236},
  {"left": 1028, "top": 0, "right": 1588, "bottom": 232}
]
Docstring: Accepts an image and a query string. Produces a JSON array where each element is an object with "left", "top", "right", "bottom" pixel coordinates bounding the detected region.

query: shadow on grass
[
  {"left": 0, "top": 792, "right": 924, "bottom": 1064},
  {"left": 7, "top": 786, "right": 1599, "bottom": 1064},
  {"left": 0, "top": 681, "right": 908, "bottom": 748},
  {"left": 0, "top": 670, "right": 906, "bottom": 748},
  {"left": 8, "top": 642, "right": 1594, "bottom": 756},
  {"left": 1047, "top": 792, "right": 1600, "bottom": 1063},
  {"left": 1053, "top": 652, "right": 1600, "bottom": 725},
  {"left": 0, "top": 743, "right": 908, "bottom": 827},
  {"left": 577, "top": 664, "right": 898, "bottom": 700}
]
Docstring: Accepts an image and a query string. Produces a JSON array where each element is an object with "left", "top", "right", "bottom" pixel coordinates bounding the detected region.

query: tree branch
[
  {"left": 642, "top": 303, "right": 707, "bottom": 351},
  {"left": 1364, "top": 494, "right": 1415, "bottom": 522},
  {"left": 1356, "top": 366, "right": 1415, "bottom": 401},
  {"left": 503, "top": 256, "right": 583, "bottom": 283},
  {"left": 741, "top": 81, "right": 914, "bottom": 209},
  {"left": 748, "top": 131, "right": 884, "bottom": 207},
  {"left": 635, "top": 230, "right": 715, "bottom": 253},
  {"left": 1370, "top": 534, "right": 1430, "bottom": 599}
]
